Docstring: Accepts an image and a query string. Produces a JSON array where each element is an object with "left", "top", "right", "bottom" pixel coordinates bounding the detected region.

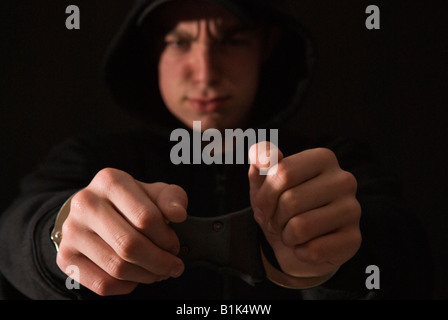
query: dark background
[{"left": 1, "top": 1, "right": 447, "bottom": 299}]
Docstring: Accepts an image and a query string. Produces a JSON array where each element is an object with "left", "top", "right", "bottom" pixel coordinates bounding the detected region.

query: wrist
[
  {"left": 50, "top": 194, "right": 75, "bottom": 251},
  {"left": 260, "top": 247, "right": 338, "bottom": 289}
]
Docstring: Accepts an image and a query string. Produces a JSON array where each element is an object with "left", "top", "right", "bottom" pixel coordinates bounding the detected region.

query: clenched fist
[
  {"left": 56, "top": 168, "right": 188, "bottom": 296},
  {"left": 248, "top": 142, "right": 362, "bottom": 283}
]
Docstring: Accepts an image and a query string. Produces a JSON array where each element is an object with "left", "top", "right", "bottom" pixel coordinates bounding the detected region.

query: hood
[{"left": 102, "top": 0, "right": 315, "bottom": 134}]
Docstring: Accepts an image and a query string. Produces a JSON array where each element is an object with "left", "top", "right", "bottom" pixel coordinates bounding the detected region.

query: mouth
[{"left": 186, "top": 96, "right": 230, "bottom": 113}]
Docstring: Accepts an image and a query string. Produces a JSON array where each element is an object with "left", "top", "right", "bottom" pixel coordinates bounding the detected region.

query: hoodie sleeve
[
  {"left": 298, "top": 138, "right": 433, "bottom": 299},
  {"left": 0, "top": 137, "right": 106, "bottom": 299}
]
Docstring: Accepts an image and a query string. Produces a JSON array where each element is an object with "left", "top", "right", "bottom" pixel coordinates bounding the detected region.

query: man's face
[{"left": 155, "top": 0, "right": 265, "bottom": 132}]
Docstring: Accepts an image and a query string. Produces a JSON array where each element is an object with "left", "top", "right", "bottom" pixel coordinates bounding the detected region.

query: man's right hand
[{"left": 56, "top": 168, "right": 188, "bottom": 296}]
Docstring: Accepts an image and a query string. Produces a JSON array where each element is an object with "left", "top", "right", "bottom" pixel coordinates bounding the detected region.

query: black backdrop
[{"left": 1, "top": 1, "right": 447, "bottom": 299}]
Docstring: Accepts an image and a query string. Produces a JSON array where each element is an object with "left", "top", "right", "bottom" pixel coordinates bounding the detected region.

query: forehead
[{"left": 141, "top": 0, "right": 245, "bottom": 32}]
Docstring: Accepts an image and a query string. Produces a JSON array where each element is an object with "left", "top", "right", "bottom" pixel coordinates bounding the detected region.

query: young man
[{"left": 0, "top": 0, "right": 431, "bottom": 299}]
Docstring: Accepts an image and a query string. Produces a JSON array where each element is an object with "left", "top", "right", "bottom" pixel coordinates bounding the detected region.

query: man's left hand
[{"left": 248, "top": 142, "right": 362, "bottom": 279}]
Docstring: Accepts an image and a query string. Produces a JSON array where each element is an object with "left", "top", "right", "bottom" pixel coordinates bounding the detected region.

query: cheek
[
  {"left": 158, "top": 56, "right": 183, "bottom": 104},
  {"left": 228, "top": 52, "right": 262, "bottom": 99}
]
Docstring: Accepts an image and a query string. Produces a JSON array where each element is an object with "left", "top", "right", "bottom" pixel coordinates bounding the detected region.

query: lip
[{"left": 187, "top": 96, "right": 230, "bottom": 113}]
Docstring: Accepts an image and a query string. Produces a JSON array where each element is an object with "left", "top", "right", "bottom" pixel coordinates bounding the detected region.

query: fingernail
[
  {"left": 156, "top": 275, "right": 169, "bottom": 282},
  {"left": 170, "top": 201, "right": 188, "bottom": 211},
  {"left": 170, "top": 263, "right": 184, "bottom": 278},
  {"left": 169, "top": 201, "right": 181, "bottom": 208}
]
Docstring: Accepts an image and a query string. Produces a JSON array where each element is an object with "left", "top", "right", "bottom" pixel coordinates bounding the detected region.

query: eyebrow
[
  {"left": 164, "top": 23, "right": 254, "bottom": 41},
  {"left": 164, "top": 28, "right": 196, "bottom": 40}
]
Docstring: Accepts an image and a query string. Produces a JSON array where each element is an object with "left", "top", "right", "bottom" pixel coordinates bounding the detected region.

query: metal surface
[{"left": 170, "top": 207, "right": 265, "bottom": 286}]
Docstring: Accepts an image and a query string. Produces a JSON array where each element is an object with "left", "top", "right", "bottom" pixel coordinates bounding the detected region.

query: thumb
[
  {"left": 249, "top": 141, "right": 283, "bottom": 176},
  {"left": 248, "top": 141, "right": 284, "bottom": 192},
  {"left": 248, "top": 142, "right": 283, "bottom": 225},
  {"left": 139, "top": 182, "right": 188, "bottom": 223}
]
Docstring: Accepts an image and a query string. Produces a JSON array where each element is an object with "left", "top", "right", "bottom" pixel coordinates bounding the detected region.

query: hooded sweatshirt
[{"left": 0, "top": 0, "right": 432, "bottom": 300}]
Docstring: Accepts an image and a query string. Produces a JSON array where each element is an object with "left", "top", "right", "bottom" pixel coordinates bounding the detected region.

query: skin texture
[
  {"left": 248, "top": 142, "right": 361, "bottom": 278},
  {"left": 56, "top": 1, "right": 361, "bottom": 296},
  {"left": 156, "top": 0, "right": 266, "bottom": 132}
]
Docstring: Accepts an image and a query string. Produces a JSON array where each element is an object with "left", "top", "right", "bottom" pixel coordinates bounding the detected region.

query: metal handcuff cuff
[{"left": 51, "top": 197, "right": 336, "bottom": 289}]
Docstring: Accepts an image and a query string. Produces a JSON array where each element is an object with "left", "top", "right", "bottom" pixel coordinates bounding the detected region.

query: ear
[{"left": 262, "top": 26, "right": 282, "bottom": 62}]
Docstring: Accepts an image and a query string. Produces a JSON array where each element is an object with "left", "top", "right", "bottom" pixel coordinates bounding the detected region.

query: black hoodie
[
  {"left": 102, "top": 0, "right": 313, "bottom": 134},
  {"left": 0, "top": 0, "right": 432, "bottom": 300}
]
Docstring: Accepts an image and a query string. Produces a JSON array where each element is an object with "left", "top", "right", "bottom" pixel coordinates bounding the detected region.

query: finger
[
  {"left": 56, "top": 246, "right": 138, "bottom": 296},
  {"left": 142, "top": 182, "right": 188, "bottom": 223},
  {"left": 293, "top": 226, "right": 362, "bottom": 272},
  {"left": 272, "top": 169, "right": 355, "bottom": 230},
  {"left": 80, "top": 197, "right": 184, "bottom": 278},
  {"left": 248, "top": 141, "right": 284, "bottom": 186},
  {"left": 248, "top": 142, "right": 283, "bottom": 223},
  {"left": 248, "top": 164, "right": 265, "bottom": 224},
  {"left": 253, "top": 148, "right": 337, "bottom": 226},
  {"left": 281, "top": 197, "right": 362, "bottom": 247},
  {"left": 67, "top": 226, "right": 166, "bottom": 284},
  {"left": 89, "top": 169, "right": 179, "bottom": 253}
]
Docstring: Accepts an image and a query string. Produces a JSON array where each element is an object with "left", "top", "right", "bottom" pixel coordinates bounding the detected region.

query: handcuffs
[
  {"left": 170, "top": 207, "right": 337, "bottom": 288},
  {"left": 52, "top": 200, "right": 336, "bottom": 289},
  {"left": 170, "top": 207, "right": 265, "bottom": 286}
]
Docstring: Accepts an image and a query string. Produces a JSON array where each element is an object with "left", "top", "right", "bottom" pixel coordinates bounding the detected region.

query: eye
[
  {"left": 167, "top": 39, "right": 187, "bottom": 47},
  {"left": 164, "top": 36, "right": 190, "bottom": 51}
]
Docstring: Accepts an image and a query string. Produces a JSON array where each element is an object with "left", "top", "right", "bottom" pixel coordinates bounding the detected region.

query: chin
[{"left": 184, "top": 116, "right": 224, "bottom": 132}]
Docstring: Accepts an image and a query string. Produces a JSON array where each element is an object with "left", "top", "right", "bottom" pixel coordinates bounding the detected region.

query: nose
[{"left": 189, "top": 43, "right": 221, "bottom": 87}]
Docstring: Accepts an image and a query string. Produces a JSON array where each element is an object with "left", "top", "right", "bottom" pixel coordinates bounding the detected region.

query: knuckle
[
  {"left": 345, "top": 198, "right": 362, "bottom": 220},
  {"left": 300, "top": 241, "right": 324, "bottom": 264},
  {"left": 287, "top": 215, "right": 310, "bottom": 244},
  {"left": 150, "top": 254, "right": 179, "bottom": 278},
  {"left": 338, "top": 170, "right": 358, "bottom": 193},
  {"left": 132, "top": 205, "right": 155, "bottom": 230},
  {"left": 314, "top": 148, "right": 337, "bottom": 166},
  {"left": 94, "top": 168, "right": 127, "bottom": 189},
  {"left": 70, "top": 189, "right": 96, "bottom": 213},
  {"left": 278, "top": 189, "right": 300, "bottom": 215},
  {"left": 113, "top": 233, "right": 140, "bottom": 261},
  {"left": 56, "top": 248, "right": 81, "bottom": 277},
  {"left": 90, "top": 272, "right": 137, "bottom": 297},
  {"left": 336, "top": 170, "right": 358, "bottom": 194},
  {"left": 90, "top": 277, "right": 117, "bottom": 296},
  {"left": 105, "top": 256, "right": 128, "bottom": 280}
]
